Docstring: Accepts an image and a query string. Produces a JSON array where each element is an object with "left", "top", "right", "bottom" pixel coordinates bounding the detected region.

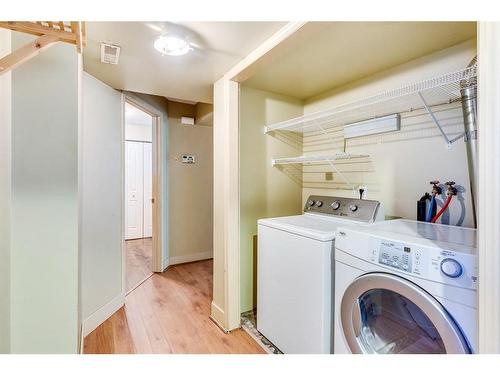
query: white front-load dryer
[
  {"left": 334, "top": 219, "right": 477, "bottom": 354},
  {"left": 257, "top": 195, "right": 383, "bottom": 354}
]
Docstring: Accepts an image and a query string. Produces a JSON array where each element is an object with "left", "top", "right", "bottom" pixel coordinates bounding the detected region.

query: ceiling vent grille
[{"left": 100, "top": 43, "right": 121, "bottom": 64}]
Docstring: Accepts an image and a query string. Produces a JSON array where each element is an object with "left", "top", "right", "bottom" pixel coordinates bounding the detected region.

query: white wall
[
  {"left": 239, "top": 86, "right": 304, "bottom": 312},
  {"left": 125, "top": 122, "right": 152, "bottom": 142},
  {"left": 125, "top": 103, "right": 153, "bottom": 142},
  {"left": 81, "top": 73, "right": 123, "bottom": 326},
  {"left": 0, "top": 28, "right": 12, "bottom": 354},
  {"left": 10, "top": 32, "right": 80, "bottom": 353},
  {"left": 303, "top": 39, "right": 477, "bottom": 227},
  {"left": 168, "top": 101, "right": 214, "bottom": 264}
]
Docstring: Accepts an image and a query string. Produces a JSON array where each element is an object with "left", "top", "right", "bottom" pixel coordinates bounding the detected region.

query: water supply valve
[
  {"left": 445, "top": 181, "right": 457, "bottom": 196},
  {"left": 430, "top": 180, "right": 442, "bottom": 196}
]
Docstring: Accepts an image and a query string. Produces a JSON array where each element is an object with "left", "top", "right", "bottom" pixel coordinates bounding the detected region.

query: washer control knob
[
  {"left": 307, "top": 200, "right": 315, "bottom": 206},
  {"left": 315, "top": 201, "right": 323, "bottom": 207},
  {"left": 330, "top": 201, "right": 340, "bottom": 210},
  {"left": 440, "top": 258, "right": 463, "bottom": 278},
  {"left": 349, "top": 204, "right": 358, "bottom": 212}
]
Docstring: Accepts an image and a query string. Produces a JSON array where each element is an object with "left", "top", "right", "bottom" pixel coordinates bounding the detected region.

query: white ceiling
[
  {"left": 83, "top": 22, "right": 287, "bottom": 104},
  {"left": 243, "top": 22, "right": 477, "bottom": 100},
  {"left": 125, "top": 102, "right": 152, "bottom": 126}
]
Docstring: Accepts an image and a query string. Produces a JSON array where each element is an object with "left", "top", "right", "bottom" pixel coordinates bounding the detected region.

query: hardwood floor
[
  {"left": 84, "top": 260, "right": 265, "bottom": 354},
  {"left": 125, "top": 238, "right": 153, "bottom": 293}
]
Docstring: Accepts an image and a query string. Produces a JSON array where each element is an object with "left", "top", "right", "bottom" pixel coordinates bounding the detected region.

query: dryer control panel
[{"left": 304, "top": 195, "right": 382, "bottom": 223}]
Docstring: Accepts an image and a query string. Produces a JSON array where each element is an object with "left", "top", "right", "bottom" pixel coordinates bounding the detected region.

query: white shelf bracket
[
  {"left": 325, "top": 158, "right": 357, "bottom": 193},
  {"left": 316, "top": 122, "right": 356, "bottom": 193},
  {"left": 417, "top": 91, "right": 455, "bottom": 147}
]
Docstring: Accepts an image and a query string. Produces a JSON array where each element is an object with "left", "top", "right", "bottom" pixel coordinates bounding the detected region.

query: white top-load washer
[
  {"left": 257, "top": 195, "right": 383, "bottom": 354},
  {"left": 334, "top": 219, "right": 477, "bottom": 354}
]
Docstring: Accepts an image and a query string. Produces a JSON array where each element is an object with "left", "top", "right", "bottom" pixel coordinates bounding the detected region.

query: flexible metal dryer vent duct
[{"left": 460, "top": 56, "right": 478, "bottom": 228}]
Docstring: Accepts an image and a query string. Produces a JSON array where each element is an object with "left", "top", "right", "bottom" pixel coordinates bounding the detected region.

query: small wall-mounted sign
[{"left": 181, "top": 155, "right": 196, "bottom": 164}]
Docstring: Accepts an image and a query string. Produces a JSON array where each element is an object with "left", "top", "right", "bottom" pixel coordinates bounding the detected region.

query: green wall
[
  {"left": 239, "top": 86, "right": 304, "bottom": 312},
  {"left": 10, "top": 32, "right": 80, "bottom": 353}
]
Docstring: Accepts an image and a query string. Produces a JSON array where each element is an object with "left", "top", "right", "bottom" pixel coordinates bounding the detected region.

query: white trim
[
  {"left": 81, "top": 293, "right": 125, "bottom": 337},
  {"left": 79, "top": 324, "right": 84, "bottom": 354},
  {"left": 226, "top": 22, "right": 307, "bottom": 82},
  {"left": 120, "top": 94, "right": 126, "bottom": 297},
  {"left": 162, "top": 257, "right": 169, "bottom": 272},
  {"left": 478, "top": 21, "right": 500, "bottom": 354},
  {"left": 210, "top": 302, "right": 228, "bottom": 333},
  {"left": 169, "top": 251, "right": 213, "bottom": 266}
]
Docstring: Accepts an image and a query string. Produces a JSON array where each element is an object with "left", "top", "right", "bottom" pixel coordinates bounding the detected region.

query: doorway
[{"left": 124, "top": 100, "right": 159, "bottom": 293}]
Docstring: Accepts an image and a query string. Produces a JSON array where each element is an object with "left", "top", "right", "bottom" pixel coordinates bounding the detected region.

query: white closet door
[
  {"left": 125, "top": 141, "right": 144, "bottom": 240},
  {"left": 143, "top": 142, "right": 153, "bottom": 238}
]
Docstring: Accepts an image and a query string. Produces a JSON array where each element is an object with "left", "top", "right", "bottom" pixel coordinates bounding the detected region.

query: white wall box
[{"left": 343, "top": 114, "right": 400, "bottom": 139}]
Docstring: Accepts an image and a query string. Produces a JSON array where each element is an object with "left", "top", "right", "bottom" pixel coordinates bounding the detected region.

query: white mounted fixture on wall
[
  {"left": 343, "top": 114, "right": 400, "bottom": 139},
  {"left": 181, "top": 116, "right": 195, "bottom": 126},
  {"left": 154, "top": 34, "right": 192, "bottom": 56},
  {"left": 100, "top": 43, "right": 121, "bottom": 64}
]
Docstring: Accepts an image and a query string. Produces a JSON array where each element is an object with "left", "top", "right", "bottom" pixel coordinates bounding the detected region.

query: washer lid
[{"left": 258, "top": 214, "right": 359, "bottom": 242}]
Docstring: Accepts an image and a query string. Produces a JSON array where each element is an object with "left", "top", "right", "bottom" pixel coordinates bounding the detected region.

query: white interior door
[
  {"left": 143, "top": 142, "right": 153, "bottom": 238},
  {"left": 125, "top": 141, "right": 144, "bottom": 240}
]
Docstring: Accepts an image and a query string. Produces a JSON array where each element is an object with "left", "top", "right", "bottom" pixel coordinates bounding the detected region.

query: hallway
[{"left": 83, "top": 260, "right": 265, "bottom": 354}]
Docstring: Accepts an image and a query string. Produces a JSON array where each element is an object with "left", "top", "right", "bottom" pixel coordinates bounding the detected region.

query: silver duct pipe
[{"left": 460, "top": 56, "right": 478, "bottom": 228}]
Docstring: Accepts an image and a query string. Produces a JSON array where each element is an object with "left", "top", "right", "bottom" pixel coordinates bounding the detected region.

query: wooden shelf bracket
[{"left": 0, "top": 21, "right": 86, "bottom": 75}]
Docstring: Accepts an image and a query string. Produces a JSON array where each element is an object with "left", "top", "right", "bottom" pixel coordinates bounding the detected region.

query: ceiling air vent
[{"left": 100, "top": 43, "right": 121, "bottom": 64}]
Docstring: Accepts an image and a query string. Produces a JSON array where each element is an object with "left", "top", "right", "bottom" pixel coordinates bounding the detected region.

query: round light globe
[{"left": 154, "top": 35, "right": 191, "bottom": 56}]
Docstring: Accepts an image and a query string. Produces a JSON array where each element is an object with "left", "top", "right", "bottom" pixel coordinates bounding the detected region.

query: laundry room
[
  {"left": 4, "top": 9, "right": 500, "bottom": 363},
  {"left": 237, "top": 22, "right": 478, "bottom": 353}
]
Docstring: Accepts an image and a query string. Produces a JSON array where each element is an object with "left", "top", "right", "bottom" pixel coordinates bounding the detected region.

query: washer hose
[
  {"left": 426, "top": 195, "right": 435, "bottom": 222},
  {"left": 431, "top": 195, "right": 453, "bottom": 223}
]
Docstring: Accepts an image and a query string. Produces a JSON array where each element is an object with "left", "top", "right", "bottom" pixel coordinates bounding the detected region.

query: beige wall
[
  {"left": 168, "top": 101, "right": 214, "bottom": 264},
  {"left": 303, "top": 39, "right": 477, "bottom": 227},
  {"left": 0, "top": 28, "right": 12, "bottom": 354},
  {"left": 239, "top": 86, "right": 304, "bottom": 312},
  {"left": 10, "top": 32, "right": 80, "bottom": 353}
]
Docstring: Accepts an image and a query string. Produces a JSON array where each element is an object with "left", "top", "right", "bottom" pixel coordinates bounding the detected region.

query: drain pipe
[{"left": 460, "top": 56, "right": 478, "bottom": 228}]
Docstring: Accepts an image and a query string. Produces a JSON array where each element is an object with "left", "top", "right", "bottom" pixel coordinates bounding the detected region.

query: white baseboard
[
  {"left": 82, "top": 293, "right": 125, "bottom": 337},
  {"left": 169, "top": 251, "right": 213, "bottom": 266}
]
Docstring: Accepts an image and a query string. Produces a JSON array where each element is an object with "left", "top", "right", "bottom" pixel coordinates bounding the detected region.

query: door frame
[
  {"left": 122, "top": 94, "right": 163, "bottom": 281},
  {"left": 477, "top": 22, "right": 500, "bottom": 353}
]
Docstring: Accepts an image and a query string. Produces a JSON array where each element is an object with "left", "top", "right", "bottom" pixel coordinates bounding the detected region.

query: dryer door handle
[{"left": 352, "top": 299, "right": 362, "bottom": 337}]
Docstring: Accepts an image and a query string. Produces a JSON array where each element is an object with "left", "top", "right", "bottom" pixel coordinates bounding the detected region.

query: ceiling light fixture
[{"left": 154, "top": 34, "right": 192, "bottom": 56}]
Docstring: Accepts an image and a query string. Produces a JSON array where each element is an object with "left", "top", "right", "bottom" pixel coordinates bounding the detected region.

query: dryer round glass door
[{"left": 340, "top": 273, "right": 470, "bottom": 354}]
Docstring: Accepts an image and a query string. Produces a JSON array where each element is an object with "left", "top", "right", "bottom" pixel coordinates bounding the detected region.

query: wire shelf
[
  {"left": 272, "top": 153, "right": 370, "bottom": 166},
  {"left": 264, "top": 65, "right": 477, "bottom": 135}
]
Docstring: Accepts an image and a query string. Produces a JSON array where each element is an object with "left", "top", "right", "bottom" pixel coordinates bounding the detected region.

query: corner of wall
[{"left": 0, "top": 27, "right": 12, "bottom": 354}]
